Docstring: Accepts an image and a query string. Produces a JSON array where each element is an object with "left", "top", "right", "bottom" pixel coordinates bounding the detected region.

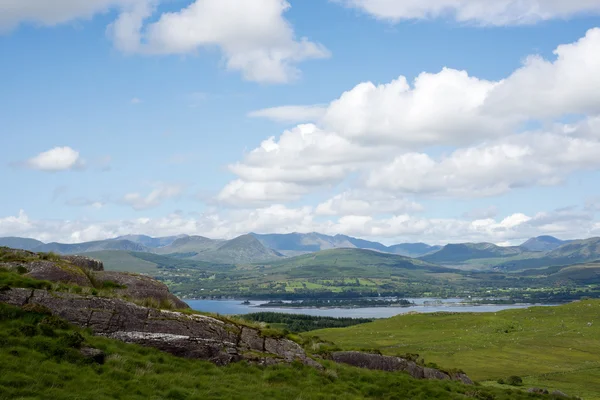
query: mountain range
[{"left": 1, "top": 233, "right": 599, "bottom": 272}]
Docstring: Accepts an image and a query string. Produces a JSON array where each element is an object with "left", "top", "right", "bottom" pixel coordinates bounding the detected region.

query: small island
[{"left": 258, "top": 298, "right": 415, "bottom": 309}]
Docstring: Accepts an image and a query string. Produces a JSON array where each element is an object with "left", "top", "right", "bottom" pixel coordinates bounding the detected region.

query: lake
[{"left": 186, "top": 298, "right": 545, "bottom": 318}]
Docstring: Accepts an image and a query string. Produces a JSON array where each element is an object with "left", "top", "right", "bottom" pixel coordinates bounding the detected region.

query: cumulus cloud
[
  {"left": 20, "top": 147, "right": 84, "bottom": 172},
  {"left": 220, "top": 29, "right": 600, "bottom": 205},
  {"left": 113, "top": 0, "right": 329, "bottom": 83},
  {"left": 366, "top": 128, "right": 600, "bottom": 197},
  {"left": 1, "top": 206, "right": 597, "bottom": 245},
  {"left": 218, "top": 124, "right": 390, "bottom": 204},
  {"left": 337, "top": 0, "right": 600, "bottom": 25},
  {"left": 121, "top": 183, "right": 185, "bottom": 211},
  {"left": 0, "top": 0, "right": 146, "bottom": 30},
  {"left": 248, "top": 105, "right": 327, "bottom": 123},
  {"left": 316, "top": 191, "right": 423, "bottom": 216},
  {"left": 1, "top": 0, "right": 327, "bottom": 83}
]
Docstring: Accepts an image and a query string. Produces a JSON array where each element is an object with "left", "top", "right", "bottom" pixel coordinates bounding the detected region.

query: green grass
[
  {"left": 84, "top": 251, "right": 160, "bottom": 274},
  {"left": 310, "top": 300, "right": 600, "bottom": 399},
  {"left": 0, "top": 303, "right": 549, "bottom": 400}
]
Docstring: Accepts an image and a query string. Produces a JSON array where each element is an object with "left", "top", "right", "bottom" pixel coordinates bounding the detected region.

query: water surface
[{"left": 186, "top": 299, "right": 542, "bottom": 318}]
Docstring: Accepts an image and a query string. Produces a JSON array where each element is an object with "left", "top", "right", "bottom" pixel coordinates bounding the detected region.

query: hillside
[
  {"left": 33, "top": 239, "right": 149, "bottom": 255},
  {"left": 388, "top": 243, "right": 442, "bottom": 257},
  {"left": 311, "top": 301, "right": 600, "bottom": 399},
  {"left": 0, "top": 237, "right": 44, "bottom": 251},
  {"left": 520, "top": 235, "right": 565, "bottom": 252},
  {"left": 252, "top": 233, "right": 439, "bottom": 257},
  {"left": 420, "top": 243, "right": 528, "bottom": 264},
  {"left": 153, "top": 235, "right": 223, "bottom": 256},
  {"left": 496, "top": 237, "right": 600, "bottom": 271},
  {"left": 0, "top": 303, "right": 543, "bottom": 400},
  {"left": 263, "top": 248, "right": 451, "bottom": 276},
  {"left": 114, "top": 234, "right": 185, "bottom": 248}
]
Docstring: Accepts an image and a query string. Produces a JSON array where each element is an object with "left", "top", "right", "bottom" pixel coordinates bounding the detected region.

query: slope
[
  {"left": 33, "top": 239, "right": 149, "bottom": 255},
  {"left": 310, "top": 300, "right": 600, "bottom": 399},
  {"left": 520, "top": 235, "right": 565, "bottom": 252},
  {"left": 421, "top": 243, "right": 528, "bottom": 264},
  {"left": 0, "top": 237, "right": 44, "bottom": 251},
  {"left": 496, "top": 237, "right": 600, "bottom": 272},
  {"left": 191, "top": 234, "right": 283, "bottom": 264}
]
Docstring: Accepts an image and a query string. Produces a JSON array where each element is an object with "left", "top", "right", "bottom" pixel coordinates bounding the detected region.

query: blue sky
[{"left": 1, "top": 0, "right": 600, "bottom": 245}]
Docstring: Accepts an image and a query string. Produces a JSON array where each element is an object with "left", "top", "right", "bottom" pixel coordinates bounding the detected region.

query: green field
[
  {"left": 310, "top": 300, "right": 600, "bottom": 399},
  {"left": 0, "top": 303, "right": 549, "bottom": 400}
]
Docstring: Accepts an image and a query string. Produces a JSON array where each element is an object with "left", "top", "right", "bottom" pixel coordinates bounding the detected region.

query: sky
[{"left": 1, "top": 0, "right": 600, "bottom": 245}]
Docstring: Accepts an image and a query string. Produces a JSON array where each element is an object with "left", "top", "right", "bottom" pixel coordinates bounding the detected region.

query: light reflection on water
[{"left": 186, "top": 298, "right": 547, "bottom": 318}]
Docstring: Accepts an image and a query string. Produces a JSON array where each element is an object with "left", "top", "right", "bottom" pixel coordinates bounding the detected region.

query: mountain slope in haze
[
  {"left": 0, "top": 237, "right": 44, "bottom": 251},
  {"left": 34, "top": 239, "right": 149, "bottom": 255},
  {"left": 421, "top": 242, "right": 527, "bottom": 264},
  {"left": 191, "top": 234, "right": 283, "bottom": 264},
  {"left": 251, "top": 232, "right": 438, "bottom": 256},
  {"left": 261, "top": 248, "right": 455, "bottom": 279},
  {"left": 497, "top": 237, "right": 600, "bottom": 271},
  {"left": 153, "top": 235, "right": 223, "bottom": 256},
  {"left": 520, "top": 235, "right": 565, "bottom": 252},
  {"left": 114, "top": 234, "right": 186, "bottom": 248},
  {"left": 388, "top": 243, "right": 442, "bottom": 257}
]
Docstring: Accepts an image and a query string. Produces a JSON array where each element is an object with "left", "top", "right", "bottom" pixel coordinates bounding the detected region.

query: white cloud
[
  {"left": 0, "top": 0, "right": 147, "bottom": 30},
  {"left": 218, "top": 124, "right": 388, "bottom": 204},
  {"left": 316, "top": 191, "right": 423, "bottom": 216},
  {"left": 219, "top": 29, "right": 600, "bottom": 205},
  {"left": 1, "top": 206, "right": 596, "bottom": 245},
  {"left": 217, "top": 180, "right": 310, "bottom": 207},
  {"left": 365, "top": 127, "right": 600, "bottom": 197},
  {"left": 114, "top": 0, "right": 330, "bottom": 83},
  {"left": 337, "top": 0, "right": 600, "bottom": 25},
  {"left": 122, "top": 183, "right": 185, "bottom": 210},
  {"left": 130, "top": 97, "right": 142, "bottom": 104},
  {"left": 1, "top": 0, "right": 327, "bottom": 83},
  {"left": 248, "top": 105, "right": 327, "bottom": 123},
  {"left": 23, "top": 147, "right": 83, "bottom": 172}
]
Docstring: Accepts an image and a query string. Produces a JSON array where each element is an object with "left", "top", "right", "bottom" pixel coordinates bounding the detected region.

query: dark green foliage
[
  {"left": 0, "top": 268, "right": 52, "bottom": 290},
  {"left": 100, "top": 280, "right": 126, "bottom": 290},
  {"left": 241, "top": 312, "right": 374, "bottom": 333},
  {"left": 0, "top": 303, "right": 547, "bottom": 400},
  {"left": 507, "top": 376, "right": 523, "bottom": 386}
]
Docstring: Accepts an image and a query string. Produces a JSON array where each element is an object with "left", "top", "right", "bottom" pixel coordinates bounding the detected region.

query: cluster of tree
[{"left": 241, "top": 312, "right": 374, "bottom": 333}]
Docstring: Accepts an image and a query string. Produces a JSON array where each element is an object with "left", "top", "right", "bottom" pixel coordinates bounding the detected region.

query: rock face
[
  {"left": 0, "top": 287, "right": 319, "bottom": 368},
  {"left": 95, "top": 271, "right": 188, "bottom": 309},
  {"left": 1, "top": 247, "right": 187, "bottom": 310},
  {"left": 331, "top": 351, "right": 473, "bottom": 384},
  {"left": 62, "top": 255, "right": 104, "bottom": 271}
]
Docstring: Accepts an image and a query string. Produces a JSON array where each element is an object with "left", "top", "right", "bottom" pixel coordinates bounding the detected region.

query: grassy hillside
[
  {"left": 497, "top": 238, "right": 600, "bottom": 272},
  {"left": 84, "top": 251, "right": 160, "bottom": 274},
  {"left": 421, "top": 243, "right": 528, "bottom": 264},
  {"left": 310, "top": 300, "right": 600, "bottom": 399},
  {"left": 34, "top": 239, "right": 149, "bottom": 255},
  {"left": 0, "top": 303, "right": 545, "bottom": 400},
  {"left": 0, "top": 237, "right": 44, "bottom": 251}
]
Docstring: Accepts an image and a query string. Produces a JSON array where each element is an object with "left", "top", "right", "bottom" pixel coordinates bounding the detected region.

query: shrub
[
  {"left": 497, "top": 378, "right": 505, "bottom": 385},
  {"left": 506, "top": 376, "right": 523, "bottom": 386}
]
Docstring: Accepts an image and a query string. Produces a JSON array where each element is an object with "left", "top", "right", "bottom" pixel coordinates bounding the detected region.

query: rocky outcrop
[
  {"left": 24, "top": 260, "right": 92, "bottom": 287},
  {"left": 1, "top": 247, "right": 187, "bottom": 310},
  {"left": 62, "top": 255, "right": 104, "bottom": 271},
  {"left": 0, "top": 287, "right": 319, "bottom": 368},
  {"left": 331, "top": 351, "right": 473, "bottom": 384},
  {"left": 95, "top": 271, "right": 188, "bottom": 309}
]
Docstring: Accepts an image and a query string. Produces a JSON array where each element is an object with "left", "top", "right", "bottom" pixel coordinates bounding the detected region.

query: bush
[
  {"left": 506, "top": 376, "right": 523, "bottom": 386},
  {"left": 497, "top": 378, "right": 505, "bottom": 385}
]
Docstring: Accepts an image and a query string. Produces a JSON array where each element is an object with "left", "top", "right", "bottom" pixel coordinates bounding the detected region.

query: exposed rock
[
  {"left": 0, "top": 287, "right": 318, "bottom": 368},
  {"left": 25, "top": 261, "right": 92, "bottom": 287},
  {"left": 95, "top": 271, "right": 188, "bottom": 309},
  {"left": 551, "top": 390, "right": 569, "bottom": 397},
  {"left": 80, "top": 347, "right": 106, "bottom": 364},
  {"left": 527, "top": 388, "right": 549, "bottom": 394},
  {"left": 331, "top": 351, "right": 472, "bottom": 384},
  {"left": 62, "top": 255, "right": 104, "bottom": 272}
]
